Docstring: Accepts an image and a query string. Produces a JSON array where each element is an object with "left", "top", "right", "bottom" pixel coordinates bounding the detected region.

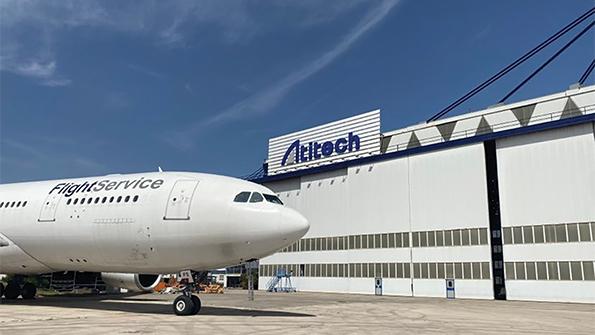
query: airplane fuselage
[{"left": 0, "top": 171, "right": 309, "bottom": 275}]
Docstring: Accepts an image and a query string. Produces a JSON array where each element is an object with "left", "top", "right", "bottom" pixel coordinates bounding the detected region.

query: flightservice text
[{"left": 49, "top": 177, "right": 165, "bottom": 197}]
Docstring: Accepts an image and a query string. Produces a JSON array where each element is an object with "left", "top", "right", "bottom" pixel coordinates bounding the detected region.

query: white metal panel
[
  {"left": 412, "top": 246, "right": 491, "bottom": 263},
  {"left": 413, "top": 279, "right": 492, "bottom": 299},
  {"left": 506, "top": 281, "right": 595, "bottom": 303},
  {"left": 267, "top": 110, "right": 380, "bottom": 175},
  {"left": 264, "top": 178, "right": 302, "bottom": 214},
  {"left": 412, "top": 126, "right": 442, "bottom": 146},
  {"left": 483, "top": 109, "right": 520, "bottom": 132},
  {"left": 386, "top": 131, "right": 411, "bottom": 152},
  {"left": 298, "top": 170, "right": 349, "bottom": 237},
  {"left": 347, "top": 158, "right": 411, "bottom": 235},
  {"left": 529, "top": 97, "right": 567, "bottom": 124},
  {"left": 451, "top": 116, "right": 482, "bottom": 139},
  {"left": 497, "top": 123, "right": 595, "bottom": 226},
  {"left": 408, "top": 143, "right": 490, "bottom": 231},
  {"left": 261, "top": 248, "right": 412, "bottom": 265},
  {"left": 571, "top": 90, "right": 595, "bottom": 111},
  {"left": 407, "top": 143, "right": 493, "bottom": 299},
  {"left": 164, "top": 180, "right": 199, "bottom": 220},
  {"left": 503, "top": 244, "right": 595, "bottom": 262}
]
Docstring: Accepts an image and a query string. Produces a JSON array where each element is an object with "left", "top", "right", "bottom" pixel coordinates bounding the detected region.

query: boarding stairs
[{"left": 266, "top": 268, "right": 296, "bottom": 292}]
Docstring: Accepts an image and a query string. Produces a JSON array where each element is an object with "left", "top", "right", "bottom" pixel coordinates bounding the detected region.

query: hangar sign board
[{"left": 267, "top": 109, "right": 381, "bottom": 175}]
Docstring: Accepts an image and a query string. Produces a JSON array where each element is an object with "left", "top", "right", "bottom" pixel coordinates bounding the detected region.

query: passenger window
[
  {"left": 22, "top": 201, "right": 27, "bottom": 207},
  {"left": 87, "top": 198, "right": 93, "bottom": 204},
  {"left": 125, "top": 195, "right": 130, "bottom": 202},
  {"left": 264, "top": 194, "right": 283, "bottom": 205},
  {"left": 117, "top": 196, "right": 122, "bottom": 203},
  {"left": 102, "top": 197, "right": 107, "bottom": 204},
  {"left": 133, "top": 195, "right": 139, "bottom": 202},
  {"left": 0, "top": 202, "right": 3, "bottom": 208},
  {"left": 109, "top": 196, "right": 114, "bottom": 203},
  {"left": 11, "top": 201, "right": 15, "bottom": 207},
  {"left": 233, "top": 192, "right": 251, "bottom": 203},
  {"left": 67, "top": 199, "right": 72, "bottom": 205},
  {"left": 73, "top": 198, "right": 78, "bottom": 205},
  {"left": 17, "top": 201, "right": 21, "bottom": 207},
  {"left": 94, "top": 197, "right": 100, "bottom": 204}
]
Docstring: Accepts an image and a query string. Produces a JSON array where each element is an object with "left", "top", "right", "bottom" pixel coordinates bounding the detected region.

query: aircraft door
[
  {"left": 38, "top": 193, "right": 62, "bottom": 222},
  {"left": 164, "top": 180, "right": 199, "bottom": 220}
]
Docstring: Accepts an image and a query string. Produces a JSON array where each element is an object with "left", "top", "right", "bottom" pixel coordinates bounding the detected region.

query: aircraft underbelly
[{"left": 0, "top": 233, "right": 52, "bottom": 274}]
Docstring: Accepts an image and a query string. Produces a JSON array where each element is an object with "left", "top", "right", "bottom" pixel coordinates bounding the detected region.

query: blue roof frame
[{"left": 250, "top": 113, "right": 595, "bottom": 184}]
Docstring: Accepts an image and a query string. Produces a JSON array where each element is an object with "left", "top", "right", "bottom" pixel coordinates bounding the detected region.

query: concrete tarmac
[{"left": 1, "top": 290, "right": 594, "bottom": 334}]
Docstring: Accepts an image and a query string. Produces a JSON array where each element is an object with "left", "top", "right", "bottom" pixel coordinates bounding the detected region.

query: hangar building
[{"left": 253, "top": 85, "right": 595, "bottom": 303}]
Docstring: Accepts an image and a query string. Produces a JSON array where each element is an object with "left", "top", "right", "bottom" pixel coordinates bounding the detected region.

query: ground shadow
[{"left": 0, "top": 295, "right": 314, "bottom": 317}]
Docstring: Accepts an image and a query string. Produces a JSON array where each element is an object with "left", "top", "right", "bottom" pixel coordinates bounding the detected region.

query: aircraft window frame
[
  {"left": 87, "top": 198, "right": 93, "bottom": 205},
  {"left": 23, "top": 201, "right": 27, "bottom": 207},
  {"left": 233, "top": 192, "right": 251, "bottom": 203},
  {"left": 80, "top": 198, "right": 86, "bottom": 205},
  {"left": 73, "top": 198, "right": 78, "bottom": 205},
  {"left": 109, "top": 196, "right": 114, "bottom": 203},
  {"left": 11, "top": 201, "right": 15, "bottom": 207},
  {"left": 0, "top": 202, "right": 3, "bottom": 208},
  {"left": 102, "top": 197, "right": 107, "bottom": 204},
  {"left": 263, "top": 194, "right": 284, "bottom": 205},
  {"left": 17, "top": 201, "right": 21, "bottom": 207},
  {"left": 117, "top": 196, "right": 122, "bottom": 203},
  {"left": 125, "top": 195, "right": 130, "bottom": 203},
  {"left": 94, "top": 197, "right": 100, "bottom": 204},
  {"left": 133, "top": 195, "right": 139, "bottom": 202},
  {"left": 249, "top": 192, "right": 264, "bottom": 203},
  {"left": 67, "top": 199, "right": 72, "bottom": 205}
]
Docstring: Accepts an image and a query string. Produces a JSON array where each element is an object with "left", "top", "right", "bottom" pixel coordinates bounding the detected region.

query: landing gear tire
[
  {"left": 0, "top": 282, "right": 4, "bottom": 298},
  {"left": 4, "top": 282, "right": 21, "bottom": 300},
  {"left": 190, "top": 295, "right": 201, "bottom": 315},
  {"left": 173, "top": 295, "right": 195, "bottom": 316},
  {"left": 21, "top": 283, "right": 37, "bottom": 299}
]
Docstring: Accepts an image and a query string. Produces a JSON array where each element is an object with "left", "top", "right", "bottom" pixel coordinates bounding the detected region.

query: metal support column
[{"left": 484, "top": 140, "right": 507, "bottom": 300}]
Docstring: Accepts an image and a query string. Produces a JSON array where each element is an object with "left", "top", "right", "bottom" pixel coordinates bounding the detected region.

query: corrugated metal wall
[
  {"left": 496, "top": 122, "right": 595, "bottom": 302},
  {"left": 260, "top": 143, "right": 495, "bottom": 299}
]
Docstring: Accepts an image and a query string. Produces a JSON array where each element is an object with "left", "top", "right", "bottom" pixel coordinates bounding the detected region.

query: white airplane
[{"left": 0, "top": 171, "right": 309, "bottom": 315}]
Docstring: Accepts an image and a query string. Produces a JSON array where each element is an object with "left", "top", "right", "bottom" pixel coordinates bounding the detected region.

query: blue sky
[{"left": 1, "top": 0, "right": 593, "bottom": 183}]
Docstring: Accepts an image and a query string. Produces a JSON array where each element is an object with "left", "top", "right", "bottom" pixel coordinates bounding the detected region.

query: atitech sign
[{"left": 267, "top": 110, "right": 381, "bottom": 175}]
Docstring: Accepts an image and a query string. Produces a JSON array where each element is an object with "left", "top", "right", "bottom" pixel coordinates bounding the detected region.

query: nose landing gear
[
  {"left": 172, "top": 270, "right": 201, "bottom": 316},
  {"left": 173, "top": 288, "right": 201, "bottom": 316}
]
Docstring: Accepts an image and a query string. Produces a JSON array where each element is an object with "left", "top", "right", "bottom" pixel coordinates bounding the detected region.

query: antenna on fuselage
[{"left": 158, "top": 166, "right": 163, "bottom": 172}]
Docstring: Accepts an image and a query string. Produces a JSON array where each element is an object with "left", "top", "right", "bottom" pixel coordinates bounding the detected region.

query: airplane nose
[{"left": 281, "top": 207, "right": 310, "bottom": 239}]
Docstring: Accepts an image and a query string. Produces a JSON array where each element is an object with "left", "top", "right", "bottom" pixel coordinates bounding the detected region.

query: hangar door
[
  {"left": 164, "top": 180, "right": 199, "bottom": 220},
  {"left": 38, "top": 193, "right": 62, "bottom": 222}
]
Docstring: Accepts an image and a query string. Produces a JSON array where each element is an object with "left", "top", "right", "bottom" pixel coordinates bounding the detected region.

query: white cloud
[
  {"left": 14, "top": 60, "right": 56, "bottom": 78},
  {"left": 0, "top": 1, "right": 368, "bottom": 86},
  {"left": 166, "top": 0, "right": 399, "bottom": 149}
]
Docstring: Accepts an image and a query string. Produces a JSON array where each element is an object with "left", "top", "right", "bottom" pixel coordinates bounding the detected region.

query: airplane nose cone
[{"left": 281, "top": 207, "right": 310, "bottom": 239}]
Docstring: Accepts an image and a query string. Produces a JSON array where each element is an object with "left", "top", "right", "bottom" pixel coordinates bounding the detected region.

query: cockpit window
[
  {"left": 264, "top": 194, "right": 284, "bottom": 205},
  {"left": 249, "top": 192, "right": 264, "bottom": 203},
  {"left": 233, "top": 192, "right": 251, "bottom": 203}
]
